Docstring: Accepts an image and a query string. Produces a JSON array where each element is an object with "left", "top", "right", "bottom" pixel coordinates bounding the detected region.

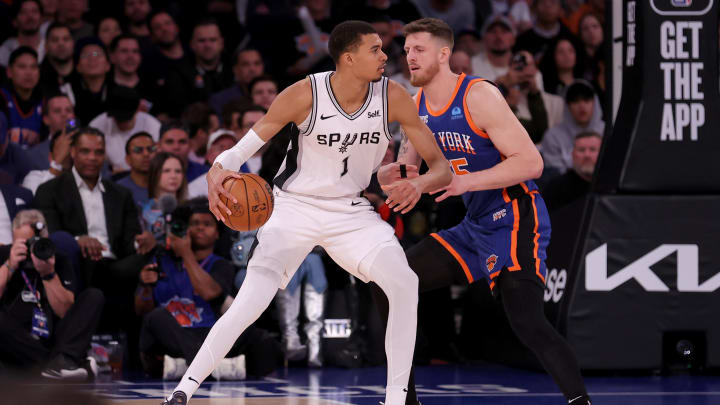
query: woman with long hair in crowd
[{"left": 142, "top": 152, "right": 188, "bottom": 246}]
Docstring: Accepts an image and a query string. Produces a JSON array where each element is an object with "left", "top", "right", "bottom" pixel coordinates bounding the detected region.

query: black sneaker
[
  {"left": 161, "top": 391, "right": 187, "bottom": 405},
  {"left": 41, "top": 354, "right": 89, "bottom": 381}
]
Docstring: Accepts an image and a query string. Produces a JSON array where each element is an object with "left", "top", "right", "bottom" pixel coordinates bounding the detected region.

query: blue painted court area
[{"left": 77, "top": 364, "right": 720, "bottom": 404}]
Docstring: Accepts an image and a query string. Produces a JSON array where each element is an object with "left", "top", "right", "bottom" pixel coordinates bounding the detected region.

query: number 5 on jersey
[{"left": 450, "top": 158, "right": 470, "bottom": 175}]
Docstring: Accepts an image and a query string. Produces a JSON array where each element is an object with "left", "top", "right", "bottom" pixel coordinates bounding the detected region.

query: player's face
[
  {"left": 158, "top": 156, "right": 184, "bottom": 195},
  {"left": 350, "top": 34, "right": 387, "bottom": 82},
  {"left": 405, "top": 32, "right": 444, "bottom": 87}
]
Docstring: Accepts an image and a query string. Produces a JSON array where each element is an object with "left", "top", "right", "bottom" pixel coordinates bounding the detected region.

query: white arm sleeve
[{"left": 213, "top": 129, "right": 266, "bottom": 172}]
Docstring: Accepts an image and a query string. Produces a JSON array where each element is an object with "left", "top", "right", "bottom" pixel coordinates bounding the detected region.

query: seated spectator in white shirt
[{"left": 88, "top": 85, "right": 160, "bottom": 173}]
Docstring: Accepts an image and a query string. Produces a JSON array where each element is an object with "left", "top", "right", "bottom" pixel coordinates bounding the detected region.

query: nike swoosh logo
[
  {"left": 188, "top": 376, "right": 199, "bottom": 385},
  {"left": 320, "top": 114, "right": 336, "bottom": 120},
  {"left": 351, "top": 201, "right": 363, "bottom": 206}
]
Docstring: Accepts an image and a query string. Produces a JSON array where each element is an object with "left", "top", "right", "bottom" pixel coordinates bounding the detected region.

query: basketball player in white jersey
[{"left": 161, "top": 21, "right": 451, "bottom": 405}]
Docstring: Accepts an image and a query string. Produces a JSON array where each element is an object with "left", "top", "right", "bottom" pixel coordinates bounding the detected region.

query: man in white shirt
[
  {"left": 89, "top": 86, "right": 160, "bottom": 173},
  {"left": 0, "top": 184, "right": 33, "bottom": 245},
  {"left": 34, "top": 127, "right": 154, "bottom": 338}
]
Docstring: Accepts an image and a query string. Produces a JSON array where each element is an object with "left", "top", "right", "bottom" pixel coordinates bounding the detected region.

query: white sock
[
  {"left": 172, "top": 266, "right": 281, "bottom": 400},
  {"left": 361, "top": 243, "right": 418, "bottom": 405}
]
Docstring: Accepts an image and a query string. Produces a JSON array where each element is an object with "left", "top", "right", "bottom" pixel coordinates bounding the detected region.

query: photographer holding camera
[
  {"left": 0, "top": 209, "right": 104, "bottom": 380},
  {"left": 135, "top": 198, "right": 281, "bottom": 380}
]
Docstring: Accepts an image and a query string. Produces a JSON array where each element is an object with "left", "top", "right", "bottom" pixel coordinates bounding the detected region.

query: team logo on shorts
[
  {"left": 486, "top": 254, "right": 498, "bottom": 271},
  {"left": 492, "top": 208, "right": 507, "bottom": 221}
]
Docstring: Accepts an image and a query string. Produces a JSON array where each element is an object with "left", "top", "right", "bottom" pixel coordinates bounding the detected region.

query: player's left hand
[
  {"left": 430, "top": 174, "right": 470, "bottom": 202},
  {"left": 381, "top": 179, "right": 421, "bottom": 214}
]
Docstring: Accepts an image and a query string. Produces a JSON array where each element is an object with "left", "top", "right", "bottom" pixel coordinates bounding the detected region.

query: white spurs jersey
[{"left": 273, "top": 71, "right": 392, "bottom": 197}]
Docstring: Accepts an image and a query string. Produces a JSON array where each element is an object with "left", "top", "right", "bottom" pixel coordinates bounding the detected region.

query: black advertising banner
[
  {"left": 564, "top": 195, "right": 720, "bottom": 369},
  {"left": 595, "top": 0, "right": 720, "bottom": 192}
]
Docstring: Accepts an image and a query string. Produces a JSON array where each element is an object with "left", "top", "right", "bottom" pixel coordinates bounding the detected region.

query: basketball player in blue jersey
[
  {"left": 373, "top": 18, "right": 592, "bottom": 405},
  {"left": 161, "top": 21, "right": 451, "bottom": 405}
]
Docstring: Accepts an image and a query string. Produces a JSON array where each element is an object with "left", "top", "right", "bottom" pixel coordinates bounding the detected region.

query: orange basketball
[{"left": 219, "top": 173, "right": 274, "bottom": 232}]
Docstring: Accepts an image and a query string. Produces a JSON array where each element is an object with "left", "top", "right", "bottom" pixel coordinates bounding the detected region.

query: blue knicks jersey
[{"left": 416, "top": 73, "right": 538, "bottom": 218}]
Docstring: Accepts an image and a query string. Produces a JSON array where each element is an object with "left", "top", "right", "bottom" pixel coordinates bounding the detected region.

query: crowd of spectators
[{"left": 0, "top": 0, "right": 606, "bottom": 381}]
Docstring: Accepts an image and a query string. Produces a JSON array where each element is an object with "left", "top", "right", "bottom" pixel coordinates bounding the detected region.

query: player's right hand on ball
[
  {"left": 207, "top": 163, "right": 244, "bottom": 222},
  {"left": 377, "top": 162, "right": 419, "bottom": 185}
]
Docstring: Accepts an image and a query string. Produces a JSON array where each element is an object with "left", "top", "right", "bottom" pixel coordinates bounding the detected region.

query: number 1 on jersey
[{"left": 341, "top": 156, "right": 349, "bottom": 177}]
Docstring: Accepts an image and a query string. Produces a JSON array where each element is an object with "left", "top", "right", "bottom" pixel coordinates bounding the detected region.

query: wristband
[
  {"left": 214, "top": 129, "right": 266, "bottom": 172},
  {"left": 399, "top": 164, "right": 407, "bottom": 178}
]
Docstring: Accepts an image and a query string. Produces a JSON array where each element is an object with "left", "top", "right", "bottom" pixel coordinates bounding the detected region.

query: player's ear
[{"left": 342, "top": 51, "right": 353, "bottom": 66}]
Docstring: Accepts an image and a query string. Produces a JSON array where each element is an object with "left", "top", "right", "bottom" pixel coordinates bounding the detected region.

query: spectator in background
[
  {"left": 449, "top": 49, "right": 472, "bottom": 75},
  {"left": 89, "top": 86, "right": 161, "bottom": 173},
  {"left": 539, "top": 38, "right": 582, "bottom": 96},
  {"left": 339, "top": 0, "right": 422, "bottom": 25},
  {"left": 487, "top": 0, "right": 533, "bottom": 33},
  {"left": 23, "top": 127, "right": 74, "bottom": 194},
  {"left": 234, "top": 105, "right": 267, "bottom": 174},
  {"left": 124, "top": 0, "right": 151, "bottom": 39},
  {"left": 136, "top": 199, "right": 281, "bottom": 380},
  {"left": 412, "top": 0, "right": 475, "bottom": 34},
  {"left": 144, "top": 11, "right": 187, "bottom": 93},
  {"left": 96, "top": 16, "right": 122, "bottom": 48},
  {"left": 564, "top": 0, "right": 604, "bottom": 35},
  {"left": 0, "top": 114, "right": 43, "bottom": 185},
  {"left": 139, "top": 152, "right": 187, "bottom": 246},
  {"left": 540, "top": 80, "right": 604, "bottom": 175},
  {"left": 39, "top": 23, "right": 75, "bottom": 95},
  {"left": 157, "top": 121, "right": 208, "bottom": 182},
  {"left": 162, "top": 19, "right": 233, "bottom": 117},
  {"left": 495, "top": 50, "right": 562, "bottom": 143},
  {"left": 0, "top": 209, "right": 104, "bottom": 381},
  {"left": 0, "top": 183, "right": 33, "bottom": 245},
  {"left": 34, "top": 127, "right": 152, "bottom": 342},
  {"left": 108, "top": 34, "right": 157, "bottom": 111},
  {"left": 1, "top": 47, "right": 43, "bottom": 147},
  {"left": 249, "top": 75, "right": 279, "bottom": 111},
  {"left": 578, "top": 13, "right": 603, "bottom": 62},
  {"left": 389, "top": 51, "right": 419, "bottom": 96},
  {"left": 368, "top": 13, "right": 403, "bottom": 77},
  {"left": 182, "top": 102, "right": 219, "bottom": 165},
  {"left": 62, "top": 37, "right": 110, "bottom": 124},
  {"left": 454, "top": 29, "right": 482, "bottom": 57},
  {"left": 0, "top": 0, "right": 45, "bottom": 67},
  {"left": 220, "top": 100, "right": 247, "bottom": 134},
  {"left": 209, "top": 48, "right": 263, "bottom": 117},
  {"left": 27, "top": 93, "right": 74, "bottom": 169},
  {"left": 56, "top": 0, "right": 93, "bottom": 40},
  {"left": 187, "top": 129, "right": 239, "bottom": 199},
  {"left": 514, "top": 0, "right": 573, "bottom": 62},
  {"left": 38, "top": 0, "right": 57, "bottom": 35},
  {"left": 541, "top": 131, "right": 601, "bottom": 212},
  {"left": 117, "top": 132, "right": 156, "bottom": 208}
]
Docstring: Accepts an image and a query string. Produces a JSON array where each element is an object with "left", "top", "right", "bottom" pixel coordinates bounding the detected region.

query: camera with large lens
[{"left": 22, "top": 222, "right": 55, "bottom": 270}]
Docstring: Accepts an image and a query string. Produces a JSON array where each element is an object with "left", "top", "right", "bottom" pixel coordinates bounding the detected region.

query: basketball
[{"left": 219, "top": 173, "right": 274, "bottom": 232}]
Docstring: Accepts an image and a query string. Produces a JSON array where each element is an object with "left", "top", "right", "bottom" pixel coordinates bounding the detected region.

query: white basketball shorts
[{"left": 248, "top": 187, "right": 400, "bottom": 288}]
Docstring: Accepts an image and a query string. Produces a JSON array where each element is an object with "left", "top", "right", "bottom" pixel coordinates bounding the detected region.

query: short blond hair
[{"left": 12, "top": 209, "right": 49, "bottom": 237}]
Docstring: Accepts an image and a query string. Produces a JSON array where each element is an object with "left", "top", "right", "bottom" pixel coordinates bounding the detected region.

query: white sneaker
[
  {"left": 163, "top": 355, "right": 188, "bottom": 380},
  {"left": 211, "top": 354, "right": 246, "bottom": 380}
]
